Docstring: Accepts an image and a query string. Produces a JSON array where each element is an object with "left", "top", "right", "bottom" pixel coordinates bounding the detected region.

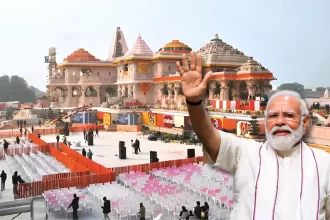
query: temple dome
[
  {"left": 197, "top": 34, "right": 248, "bottom": 63},
  {"left": 158, "top": 40, "right": 192, "bottom": 54},
  {"left": 236, "top": 57, "right": 270, "bottom": 73},
  {"left": 125, "top": 34, "right": 153, "bottom": 56},
  {"left": 64, "top": 48, "right": 100, "bottom": 62}
]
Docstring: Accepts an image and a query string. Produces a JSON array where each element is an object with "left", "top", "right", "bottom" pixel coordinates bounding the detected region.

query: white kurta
[{"left": 203, "top": 131, "right": 330, "bottom": 220}]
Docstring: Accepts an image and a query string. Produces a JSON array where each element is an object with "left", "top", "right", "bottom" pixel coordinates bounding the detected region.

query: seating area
[
  {"left": 1, "top": 140, "right": 38, "bottom": 157},
  {"left": 43, "top": 187, "right": 92, "bottom": 219},
  {"left": 150, "top": 164, "right": 234, "bottom": 206},
  {"left": 5, "top": 149, "right": 70, "bottom": 182},
  {"left": 43, "top": 163, "right": 233, "bottom": 220},
  {"left": 124, "top": 164, "right": 233, "bottom": 219}
]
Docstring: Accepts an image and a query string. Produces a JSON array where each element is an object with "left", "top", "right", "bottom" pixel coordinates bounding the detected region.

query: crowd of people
[
  {"left": 9, "top": 171, "right": 26, "bottom": 199},
  {"left": 66, "top": 194, "right": 144, "bottom": 220},
  {"left": 179, "top": 201, "right": 209, "bottom": 220},
  {"left": 131, "top": 139, "right": 141, "bottom": 154}
]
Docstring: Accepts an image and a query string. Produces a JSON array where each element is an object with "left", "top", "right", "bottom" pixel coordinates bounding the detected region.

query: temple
[{"left": 43, "top": 27, "right": 275, "bottom": 112}]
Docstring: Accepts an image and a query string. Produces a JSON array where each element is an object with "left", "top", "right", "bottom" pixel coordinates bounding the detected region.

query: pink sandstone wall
[{"left": 304, "top": 126, "right": 330, "bottom": 146}]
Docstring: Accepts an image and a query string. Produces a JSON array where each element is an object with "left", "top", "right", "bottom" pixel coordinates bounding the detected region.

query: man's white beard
[{"left": 266, "top": 123, "right": 304, "bottom": 151}]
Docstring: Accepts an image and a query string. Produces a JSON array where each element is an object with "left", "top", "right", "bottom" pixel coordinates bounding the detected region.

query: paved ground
[
  {"left": 0, "top": 131, "right": 204, "bottom": 219},
  {"left": 40, "top": 131, "right": 203, "bottom": 168}
]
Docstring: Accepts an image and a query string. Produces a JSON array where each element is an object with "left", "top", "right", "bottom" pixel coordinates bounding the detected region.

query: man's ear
[{"left": 303, "top": 115, "right": 310, "bottom": 131}]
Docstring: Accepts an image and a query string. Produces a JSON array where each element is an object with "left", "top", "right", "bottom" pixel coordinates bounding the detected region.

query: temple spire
[
  {"left": 125, "top": 34, "right": 153, "bottom": 56},
  {"left": 106, "top": 27, "right": 128, "bottom": 61}
]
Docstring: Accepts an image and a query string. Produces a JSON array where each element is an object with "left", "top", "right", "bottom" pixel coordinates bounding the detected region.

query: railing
[
  {"left": 110, "top": 156, "right": 204, "bottom": 176},
  {"left": 150, "top": 107, "right": 265, "bottom": 118},
  {"left": 16, "top": 133, "right": 116, "bottom": 199},
  {"left": 18, "top": 172, "right": 113, "bottom": 198}
]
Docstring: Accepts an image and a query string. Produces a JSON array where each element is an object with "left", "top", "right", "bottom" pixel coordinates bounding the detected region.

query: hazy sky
[{"left": 0, "top": 0, "right": 329, "bottom": 91}]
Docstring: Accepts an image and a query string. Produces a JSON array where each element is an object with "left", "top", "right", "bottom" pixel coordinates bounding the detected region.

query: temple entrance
[
  {"left": 214, "top": 82, "right": 221, "bottom": 98},
  {"left": 239, "top": 81, "right": 249, "bottom": 100},
  {"left": 255, "top": 80, "right": 265, "bottom": 97},
  {"left": 103, "top": 86, "right": 118, "bottom": 102},
  {"left": 72, "top": 87, "right": 79, "bottom": 97},
  {"left": 105, "top": 86, "right": 117, "bottom": 97},
  {"left": 228, "top": 81, "right": 234, "bottom": 100},
  {"left": 85, "top": 86, "right": 97, "bottom": 97},
  {"left": 53, "top": 87, "right": 64, "bottom": 102}
]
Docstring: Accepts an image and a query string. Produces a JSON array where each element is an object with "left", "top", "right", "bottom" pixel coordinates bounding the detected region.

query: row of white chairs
[
  {"left": 88, "top": 182, "right": 158, "bottom": 219},
  {"left": 151, "top": 164, "right": 234, "bottom": 203},
  {"left": 5, "top": 150, "right": 70, "bottom": 182},
  {"left": 43, "top": 187, "right": 93, "bottom": 219},
  {"left": 117, "top": 169, "right": 231, "bottom": 220}
]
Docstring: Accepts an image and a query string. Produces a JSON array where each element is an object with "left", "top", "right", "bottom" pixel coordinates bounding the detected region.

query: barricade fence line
[
  {"left": 0, "top": 131, "right": 22, "bottom": 138},
  {"left": 17, "top": 156, "right": 204, "bottom": 199},
  {"left": 109, "top": 156, "right": 205, "bottom": 177},
  {"left": 33, "top": 125, "right": 104, "bottom": 137},
  {"left": 0, "top": 124, "right": 104, "bottom": 139},
  {"left": 18, "top": 172, "right": 115, "bottom": 199},
  {"left": 15, "top": 133, "right": 116, "bottom": 198}
]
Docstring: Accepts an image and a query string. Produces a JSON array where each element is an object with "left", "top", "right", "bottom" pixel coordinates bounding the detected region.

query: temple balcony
[{"left": 151, "top": 104, "right": 266, "bottom": 118}]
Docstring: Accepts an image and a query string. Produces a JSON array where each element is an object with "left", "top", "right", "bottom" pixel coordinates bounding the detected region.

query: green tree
[
  {"left": 315, "top": 87, "right": 326, "bottom": 92},
  {"left": 0, "top": 75, "right": 11, "bottom": 101},
  {"left": 0, "top": 75, "right": 36, "bottom": 102},
  {"left": 57, "top": 112, "right": 63, "bottom": 122},
  {"left": 248, "top": 115, "right": 260, "bottom": 137},
  {"left": 277, "top": 82, "right": 305, "bottom": 97}
]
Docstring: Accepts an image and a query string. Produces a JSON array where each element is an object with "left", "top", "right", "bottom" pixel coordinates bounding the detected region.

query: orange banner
[{"left": 140, "top": 82, "right": 150, "bottom": 93}]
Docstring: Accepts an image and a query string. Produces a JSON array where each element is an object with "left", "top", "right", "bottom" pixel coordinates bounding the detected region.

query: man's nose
[{"left": 275, "top": 114, "right": 287, "bottom": 126}]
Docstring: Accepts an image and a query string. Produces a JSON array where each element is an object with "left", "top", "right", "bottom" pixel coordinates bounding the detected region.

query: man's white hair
[{"left": 265, "top": 90, "right": 309, "bottom": 117}]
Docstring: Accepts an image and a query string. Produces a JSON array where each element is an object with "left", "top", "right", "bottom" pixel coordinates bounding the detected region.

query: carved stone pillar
[
  {"left": 219, "top": 81, "right": 229, "bottom": 100},
  {"left": 174, "top": 83, "right": 180, "bottom": 101},
  {"left": 121, "top": 85, "right": 127, "bottom": 97},
  {"left": 127, "top": 85, "right": 133, "bottom": 97},
  {"left": 96, "top": 86, "right": 101, "bottom": 105},
  {"left": 208, "top": 81, "right": 216, "bottom": 100},
  {"left": 167, "top": 83, "right": 175, "bottom": 98},
  {"left": 231, "top": 81, "right": 241, "bottom": 100},
  {"left": 80, "top": 86, "right": 87, "bottom": 106},
  {"left": 246, "top": 80, "right": 257, "bottom": 99},
  {"left": 132, "top": 84, "right": 137, "bottom": 98},
  {"left": 117, "top": 85, "right": 122, "bottom": 97},
  {"left": 66, "top": 86, "right": 72, "bottom": 107}
]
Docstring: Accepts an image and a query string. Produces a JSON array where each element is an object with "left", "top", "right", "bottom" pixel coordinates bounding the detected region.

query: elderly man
[{"left": 176, "top": 51, "right": 330, "bottom": 220}]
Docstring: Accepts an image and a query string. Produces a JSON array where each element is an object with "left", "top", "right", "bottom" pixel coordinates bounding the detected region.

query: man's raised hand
[{"left": 176, "top": 51, "right": 212, "bottom": 103}]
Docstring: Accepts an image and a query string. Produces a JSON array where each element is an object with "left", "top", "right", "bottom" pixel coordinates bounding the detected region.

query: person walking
[
  {"left": 3, "top": 139, "right": 9, "bottom": 154},
  {"left": 138, "top": 203, "right": 146, "bottom": 220},
  {"left": 87, "top": 149, "right": 93, "bottom": 160},
  {"left": 12, "top": 171, "right": 18, "bottom": 199},
  {"left": 82, "top": 148, "right": 86, "bottom": 157},
  {"left": 68, "top": 194, "right": 79, "bottom": 220},
  {"left": 0, "top": 170, "right": 7, "bottom": 191},
  {"left": 101, "top": 197, "right": 111, "bottom": 220},
  {"left": 135, "top": 139, "right": 141, "bottom": 153}
]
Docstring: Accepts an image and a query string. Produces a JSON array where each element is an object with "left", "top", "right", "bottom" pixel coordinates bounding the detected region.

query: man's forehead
[{"left": 267, "top": 95, "right": 301, "bottom": 112}]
